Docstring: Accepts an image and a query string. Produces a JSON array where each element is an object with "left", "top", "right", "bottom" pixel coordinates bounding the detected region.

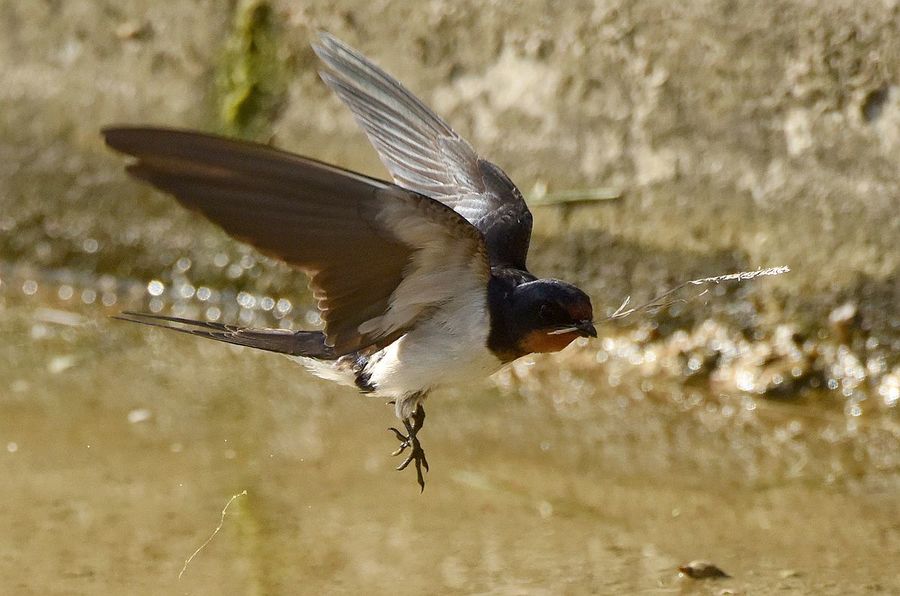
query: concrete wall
[{"left": 2, "top": 0, "right": 897, "bottom": 340}]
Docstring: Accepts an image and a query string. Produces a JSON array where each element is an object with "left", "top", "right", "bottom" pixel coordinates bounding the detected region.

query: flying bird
[{"left": 104, "top": 33, "right": 596, "bottom": 491}]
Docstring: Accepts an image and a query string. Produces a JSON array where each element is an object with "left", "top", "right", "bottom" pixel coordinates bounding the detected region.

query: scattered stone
[
  {"left": 115, "top": 20, "right": 152, "bottom": 40},
  {"left": 828, "top": 301, "right": 859, "bottom": 343},
  {"left": 127, "top": 408, "right": 152, "bottom": 424},
  {"left": 876, "top": 367, "right": 899, "bottom": 407},
  {"left": 679, "top": 560, "right": 730, "bottom": 579},
  {"left": 47, "top": 355, "right": 76, "bottom": 375}
]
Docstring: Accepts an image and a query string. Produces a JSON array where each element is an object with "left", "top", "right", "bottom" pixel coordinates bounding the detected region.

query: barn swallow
[{"left": 104, "top": 33, "right": 596, "bottom": 491}]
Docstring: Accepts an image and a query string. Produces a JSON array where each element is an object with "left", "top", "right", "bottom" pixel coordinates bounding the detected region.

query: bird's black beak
[{"left": 576, "top": 320, "right": 597, "bottom": 338}]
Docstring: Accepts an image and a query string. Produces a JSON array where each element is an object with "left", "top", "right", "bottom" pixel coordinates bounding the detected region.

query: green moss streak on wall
[{"left": 215, "top": 0, "right": 286, "bottom": 139}]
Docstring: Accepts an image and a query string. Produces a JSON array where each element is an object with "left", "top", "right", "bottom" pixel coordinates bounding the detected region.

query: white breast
[
  {"left": 296, "top": 284, "right": 502, "bottom": 420},
  {"left": 365, "top": 309, "right": 501, "bottom": 399}
]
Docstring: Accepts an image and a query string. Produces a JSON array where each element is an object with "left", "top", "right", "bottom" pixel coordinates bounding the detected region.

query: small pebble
[
  {"left": 679, "top": 560, "right": 730, "bottom": 579},
  {"left": 115, "top": 21, "right": 152, "bottom": 40},
  {"left": 127, "top": 408, "right": 152, "bottom": 424}
]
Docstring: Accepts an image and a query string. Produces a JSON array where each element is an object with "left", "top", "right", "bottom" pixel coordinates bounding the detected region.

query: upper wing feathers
[
  {"left": 103, "top": 127, "right": 489, "bottom": 356},
  {"left": 313, "top": 32, "right": 533, "bottom": 268}
]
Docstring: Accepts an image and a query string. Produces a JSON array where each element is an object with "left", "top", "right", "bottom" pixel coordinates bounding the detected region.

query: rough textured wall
[{"left": 1, "top": 0, "right": 898, "bottom": 340}]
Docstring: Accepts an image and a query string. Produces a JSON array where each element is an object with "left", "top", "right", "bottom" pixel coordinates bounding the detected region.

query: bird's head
[{"left": 507, "top": 279, "right": 596, "bottom": 355}]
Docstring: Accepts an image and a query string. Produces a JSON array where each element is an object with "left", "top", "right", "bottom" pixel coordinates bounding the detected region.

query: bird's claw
[
  {"left": 387, "top": 404, "right": 429, "bottom": 491},
  {"left": 395, "top": 440, "right": 429, "bottom": 471},
  {"left": 388, "top": 427, "right": 410, "bottom": 456},
  {"left": 394, "top": 436, "right": 428, "bottom": 491}
]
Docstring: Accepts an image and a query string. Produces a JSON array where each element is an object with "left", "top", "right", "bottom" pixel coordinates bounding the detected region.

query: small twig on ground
[
  {"left": 178, "top": 489, "right": 248, "bottom": 579},
  {"left": 602, "top": 266, "right": 791, "bottom": 323}
]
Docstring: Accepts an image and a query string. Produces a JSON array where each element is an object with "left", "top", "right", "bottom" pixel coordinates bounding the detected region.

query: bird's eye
[{"left": 539, "top": 303, "right": 561, "bottom": 322}]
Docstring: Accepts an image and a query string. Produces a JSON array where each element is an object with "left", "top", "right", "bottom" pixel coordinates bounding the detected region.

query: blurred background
[{"left": 1, "top": 1, "right": 897, "bottom": 594}]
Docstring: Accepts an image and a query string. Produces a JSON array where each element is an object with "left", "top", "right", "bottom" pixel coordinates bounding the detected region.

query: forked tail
[{"left": 114, "top": 312, "right": 337, "bottom": 359}]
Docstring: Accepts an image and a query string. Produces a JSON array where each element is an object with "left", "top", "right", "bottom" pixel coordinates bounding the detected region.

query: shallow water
[
  {"left": 1, "top": 264, "right": 897, "bottom": 595},
  {"left": 3, "top": 4, "right": 899, "bottom": 591}
]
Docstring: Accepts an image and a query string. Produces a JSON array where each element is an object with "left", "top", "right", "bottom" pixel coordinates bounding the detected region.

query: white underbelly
[
  {"left": 365, "top": 320, "right": 502, "bottom": 398},
  {"left": 294, "top": 289, "right": 501, "bottom": 420}
]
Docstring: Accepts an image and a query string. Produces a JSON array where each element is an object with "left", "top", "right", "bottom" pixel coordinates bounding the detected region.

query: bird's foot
[{"left": 387, "top": 404, "right": 428, "bottom": 491}]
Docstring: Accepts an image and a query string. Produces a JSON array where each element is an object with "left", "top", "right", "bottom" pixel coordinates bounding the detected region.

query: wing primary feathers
[
  {"left": 103, "top": 126, "right": 489, "bottom": 355},
  {"left": 313, "top": 32, "right": 534, "bottom": 269}
]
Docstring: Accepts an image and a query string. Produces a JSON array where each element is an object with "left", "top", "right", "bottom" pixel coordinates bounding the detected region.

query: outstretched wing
[
  {"left": 313, "top": 32, "right": 533, "bottom": 269},
  {"left": 103, "top": 127, "right": 489, "bottom": 356}
]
